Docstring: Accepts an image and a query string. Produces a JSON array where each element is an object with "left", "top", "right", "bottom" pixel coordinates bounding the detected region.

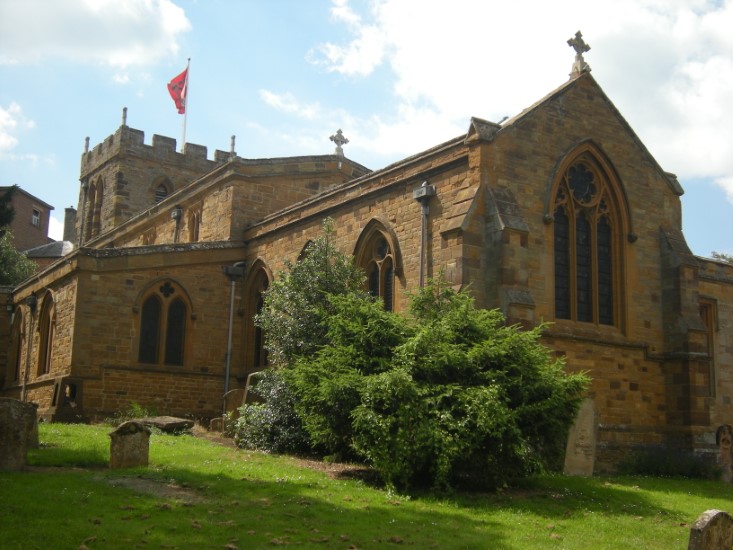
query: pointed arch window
[
  {"left": 37, "top": 293, "right": 56, "bottom": 375},
  {"left": 85, "top": 179, "right": 104, "bottom": 241},
  {"left": 553, "top": 156, "right": 623, "bottom": 326},
  {"left": 356, "top": 224, "right": 397, "bottom": 312},
  {"left": 244, "top": 263, "right": 271, "bottom": 372},
  {"left": 137, "top": 281, "right": 189, "bottom": 366},
  {"left": 188, "top": 207, "right": 202, "bottom": 242},
  {"left": 152, "top": 177, "right": 172, "bottom": 204}
]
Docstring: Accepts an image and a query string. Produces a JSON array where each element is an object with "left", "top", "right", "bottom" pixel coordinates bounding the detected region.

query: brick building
[
  {"left": 1, "top": 48, "right": 731, "bottom": 473},
  {"left": 0, "top": 186, "right": 54, "bottom": 251}
]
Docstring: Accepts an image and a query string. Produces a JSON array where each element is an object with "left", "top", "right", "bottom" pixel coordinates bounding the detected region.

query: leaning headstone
[
  {"left": 109, "top": 421, "right": 151, "bottom": 469},
  {"left": 243, "top": 371, "right": 266, "bottom": 405},
  {"left": 563, "top": 398, "right": 597, "bottom": 476},
  {"left": 136, "top": 416, "right": 193, "bottom": 434},
  {"left": 688, "top": 509, "right": 733, "bottom": 549},
  {"left": 0, "top": 398, "right": 38, "bottom": 471}
]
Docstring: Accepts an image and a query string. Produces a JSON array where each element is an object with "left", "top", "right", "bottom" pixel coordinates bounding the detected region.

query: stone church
[{"left": 2, "top": 36, "right": 731, "bottom": 473}]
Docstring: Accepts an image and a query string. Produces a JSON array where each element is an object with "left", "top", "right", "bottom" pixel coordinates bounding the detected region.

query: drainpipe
[
  {"left": 78, "top": 179, "right": 89, "bottom": 247},
  {"left": 413, "top": 181, "right": 436, "bottom": 287},
  {"left": 222, "top": 261, "right": 246, "bottom": 413}
]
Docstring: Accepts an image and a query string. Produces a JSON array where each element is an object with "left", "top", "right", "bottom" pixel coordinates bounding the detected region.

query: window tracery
[{"left": 553, "top": 155, "right": 622, "bottom": 326}]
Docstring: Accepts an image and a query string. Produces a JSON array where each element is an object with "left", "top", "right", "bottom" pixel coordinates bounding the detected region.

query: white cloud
[
  {"left": 0, "top": 0, "right": 191, "bottom": 67},
  {"left": 0, "top": 102, "right": 34, "bottom": 153},
  {"left": 306, "top": 0, "right": 387, "bottom": 76},
  {"left": 305, "top": 0, "right": 733, "bottom": 203},
  {"left": 259, "top": 90, "right": 321, "bottom": 120}
]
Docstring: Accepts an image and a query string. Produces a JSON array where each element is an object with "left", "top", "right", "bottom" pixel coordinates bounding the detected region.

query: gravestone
[
  {"left": 137, "top": 416, "right": 193, "bottom": 434},
  {"left": 224, "top": 388, "right": 245, "bottom": 417},
  {"left": 243, "top": 371, "right": 266, "bottom": 405},
  {"left": 0, "top": 398, "right": 38, "bottom": 471},
  {"left": 688, "top": 509, "right": 733, "bottom": 549},
  {"left": 109, "top": 421, "right": 151, "bottom": 469},
  {"left": 716, "top": 424, "right": 733, "bottom": 482},
  {"left": 563, "top": 398, "right": 597, "bottom": 476}
]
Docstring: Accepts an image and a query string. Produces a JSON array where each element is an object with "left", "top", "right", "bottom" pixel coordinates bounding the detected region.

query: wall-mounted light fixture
[
  {"left": 171, "top": 205, "right": 183, "bottom": 220},
  {"left": 25, "top": 294, "right": 37, "bottom": 313}
]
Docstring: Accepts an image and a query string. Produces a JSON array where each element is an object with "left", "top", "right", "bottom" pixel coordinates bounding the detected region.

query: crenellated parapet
[
  {"left": 80, "top": 125, "right": 227, "bottom": 179},
  {"left": 77, "top": 122, "right": 231, "bottom": 245}
]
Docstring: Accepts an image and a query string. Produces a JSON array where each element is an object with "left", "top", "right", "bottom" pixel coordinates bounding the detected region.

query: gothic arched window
[
  {"left": 137, "top": 281, "right": 189, "bottom": 366},
  {"left": 37, "top": 293, "right": 56, "bottom": 375},
  {"left": 249, "top": 266, "right": 270, "bottom": 370},
  {"left": 355, "top": 223, "right": 398, "bottom": 312},
  {"left": 85, "top": 179, "right": 104, "bottom": 241},
  {"left": 152, "top": 177, "right": 173, "bottom": 204},
  {"left": 552, "top": 154, "right": 623, "bottom": 326}
]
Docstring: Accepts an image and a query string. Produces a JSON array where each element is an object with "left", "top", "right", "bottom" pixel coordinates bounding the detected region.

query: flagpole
[{"left": 181, "top": 58, "right": 190, "bottom": 152}]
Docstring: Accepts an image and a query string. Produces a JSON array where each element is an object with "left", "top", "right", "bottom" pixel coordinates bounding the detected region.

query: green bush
[
  {"left": 287, "top": 294, "right": 408, "bottom": 460},
  {"left": 233, "top": 369, "right": 311, "bottom": 455},
  {"left": 350, "top": 285, "right": 587, "bottom": 491},
  {"left": 291, "top": 281, "right": 589, "bottom": 491},
  {"left": 250, "top": 220, "right": 589, "bottom": 492},
  {"left": 255, "top": 218, "right": 367, "bottom": 367}
]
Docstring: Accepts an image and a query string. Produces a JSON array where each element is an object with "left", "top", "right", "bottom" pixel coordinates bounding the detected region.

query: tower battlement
[
  {"left": 81, "top": 124, "right": 229, "bottom": 178},
  {"left": 77, "top": 122, "right": 231, "bottom": 244}
]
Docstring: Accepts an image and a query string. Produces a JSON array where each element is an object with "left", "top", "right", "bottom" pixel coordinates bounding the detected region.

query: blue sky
[{"left": 1, "top": 0, "right": 732, "bottom": 257}]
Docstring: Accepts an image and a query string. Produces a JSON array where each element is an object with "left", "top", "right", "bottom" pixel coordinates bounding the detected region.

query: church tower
[{"left": 75, "top": 108, "right": 228, "bottom": 245}]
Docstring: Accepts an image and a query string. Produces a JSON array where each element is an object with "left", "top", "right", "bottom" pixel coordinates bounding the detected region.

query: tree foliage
[
  {"left": 0, "top": 185, "right": 18, "bottom": 230},
  {"left": 241, "top": 220, "right": 589, "bottom": 492},
  {"left": 712, "top": 251, "right": 733, "bottom": 264},
  {"left": 0, "top": 230, "right": 37, "bottom": 285},
  {"left": 254, "top": 218, "right": 368, "bottom": 367},
  {"left": 233, "top": 369, "right": 311, "bottom": 455},
  {"left": 296, "top": 282, "right": 589, "bottom": 491}
]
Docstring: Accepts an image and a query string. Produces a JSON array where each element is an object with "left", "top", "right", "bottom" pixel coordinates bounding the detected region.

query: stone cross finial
[
  {"left": 568, "top": 31, "right": 591, "bottom": 77},
  {"left": 330, "top": 129, "right": 349, "bottom": 156}
]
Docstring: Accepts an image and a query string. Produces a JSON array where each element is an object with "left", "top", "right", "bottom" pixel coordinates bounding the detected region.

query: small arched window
[
  {"left": 355, "top": 223, "right": 398, "bottom": 312},
  {"left": 85, "top": 179, "right": 104, "bottom": 241},
  {"left": 244, "top": 262, "right": 271, "bottom": 372},
  {"left": 552, "top": 153, "right": 624, "bottom": 326},
  {"left": 37, "top": 293, "right": 55, "bottom": 375},
  {"left": 188, "top": 207, "right": 202, "bottom": 242},
  {"left": 137, "top": 281, "right": 189, "bottom": 366},
  {"left": 155, "top": 184, "right": 169, "bottom": 203}
]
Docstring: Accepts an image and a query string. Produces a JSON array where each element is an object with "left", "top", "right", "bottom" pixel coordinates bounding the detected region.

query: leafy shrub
[
  {"left": 292, "top": 280, "right": 589, "bottom": 491},
  {"left": 255, "top": 218, "right": 367, "bottom": 367},
  {"left": 286, "top": 294, "right": 409, "bottom": 460},
  {"left": 233, "top": 369, "right": 311, "bottom": 455},
  {"left": 618, "top": 447, "right": 721, "bottom": 479},
  {"left": 351, "top": 285, "right": 587, "bottom": 491}
]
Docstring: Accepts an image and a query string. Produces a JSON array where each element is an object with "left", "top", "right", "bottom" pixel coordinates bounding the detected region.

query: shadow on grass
[{"left": 13, "top": 426, "right": 732, "bottom": 549}]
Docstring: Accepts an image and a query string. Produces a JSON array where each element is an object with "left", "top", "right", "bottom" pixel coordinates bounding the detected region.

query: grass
[{"left": 1, "top": 424, "right": 732, "bottom": 549}]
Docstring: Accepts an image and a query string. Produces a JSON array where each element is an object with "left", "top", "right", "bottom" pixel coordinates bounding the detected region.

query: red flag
[{"left": 167, "top": 67, "right": 188, "bottom": 114}]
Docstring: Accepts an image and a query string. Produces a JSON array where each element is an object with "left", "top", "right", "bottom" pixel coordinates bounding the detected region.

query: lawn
[{"left": 1, "top": 423, "right": 731, "bottom": 549}]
